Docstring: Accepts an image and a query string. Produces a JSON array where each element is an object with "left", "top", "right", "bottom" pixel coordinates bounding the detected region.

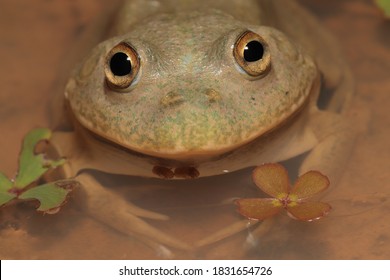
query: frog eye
[
  {"left": 233, "top": 31, "right": 271, "bottom": 77},
  {"left": 104, "top": 42, "right": 140, "bottom": 90}
]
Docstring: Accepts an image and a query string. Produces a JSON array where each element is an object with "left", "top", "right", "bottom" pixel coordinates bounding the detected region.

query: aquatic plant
[
  {"left": 236, "top": 163, "right": 331, "bottom": 222},
  {"left": 0, "top": 128, "right": 76, "bottom": 214}
]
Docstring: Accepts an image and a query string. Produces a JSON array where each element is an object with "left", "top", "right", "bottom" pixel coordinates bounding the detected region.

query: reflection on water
[{"left": 0, "top": 0, "right": 389, "bottom": 259}]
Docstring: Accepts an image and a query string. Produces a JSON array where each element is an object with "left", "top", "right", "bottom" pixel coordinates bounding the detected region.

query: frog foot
[
  {"left": 152, "top": 165, "right": 200, "bottom": 179},
  {"left": 76, "top": 172, "right": 192, "bottom": 253}
]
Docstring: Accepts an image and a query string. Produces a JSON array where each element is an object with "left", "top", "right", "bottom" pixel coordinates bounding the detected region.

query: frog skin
[{"left": 48, "top": 0, "right": 355, "bottom": 253}]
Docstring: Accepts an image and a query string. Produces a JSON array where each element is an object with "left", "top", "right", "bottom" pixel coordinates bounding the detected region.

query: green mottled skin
[
  {"left": 65, "top": 9, "right": 316, "bottom": 160},
  {"left": 52, "top": 0, "right": 354, "bottom": 179}
]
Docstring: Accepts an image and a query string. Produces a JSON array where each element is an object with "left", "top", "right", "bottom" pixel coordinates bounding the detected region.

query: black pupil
[
  {"left": 243, "top": 41, "right": 264, "bottom": 62},
  {"left": 110, "top": 52, "right": 132, "bottom": 76}
]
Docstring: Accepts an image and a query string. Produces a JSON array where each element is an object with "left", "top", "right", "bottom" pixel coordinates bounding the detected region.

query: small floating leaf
[
  {"left": 287, "top": 201, "right": 332, "bottom": 221},
  {"left": 290, "top": 171, "right": 330, "bottom": 200},
  {"left": 0, "top": 192, "right": 16, "bottom": 205},
  {"left": 14, "top": 128, "right": 65, "bottom": 188},
  {"left": 236, "top": 198, "right": 282, "bottom": 220},
  {"left": 18, "top": 179, "right": 77, "bottom": 213},
  {"left": 252, "top": 163, "right": 289, "bottom": 198},
  {"left": 1, "top": 128, "right": 74, "bottom": 213},
  {"left": 236, "top": 163, "right": 332, "bottom": 222},
  {"left": 0, "top": 172, "right": 13, "bottom": 190},
  {"left": 0, "top": 172, "right": 16, "bottom": 205}
]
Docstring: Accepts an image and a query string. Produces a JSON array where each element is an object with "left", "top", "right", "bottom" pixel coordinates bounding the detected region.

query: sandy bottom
[{"left": 0, "top": 0, "right": 389, "bottom": 259}]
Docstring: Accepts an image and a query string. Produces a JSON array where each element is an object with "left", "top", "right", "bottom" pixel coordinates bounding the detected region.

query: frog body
[{"left": 49, "top": 0, "right": 355, "bottom": 253}]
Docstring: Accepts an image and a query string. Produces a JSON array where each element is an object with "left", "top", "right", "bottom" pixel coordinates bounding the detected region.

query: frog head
[{"left": 66, "top": 11, "right": 318, "bottom": 162}]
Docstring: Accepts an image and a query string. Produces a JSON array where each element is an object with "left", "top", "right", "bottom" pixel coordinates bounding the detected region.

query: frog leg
[
  {"left": 50, "top": 131, "right": 166, "bottom": 219},
  {"left": 75, "top": 172, "right": 191, "bottom": 252},
  {"left": 48, "top": 131, "right": 191, "bottom": 252},
  {"left": 299, "top": 108, "right": 357, "bottom": 186}
]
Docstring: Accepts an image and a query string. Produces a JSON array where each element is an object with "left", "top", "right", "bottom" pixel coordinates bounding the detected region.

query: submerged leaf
[
  {"left": 287, "top": 201, "right": 332, "bottom": 221},
  {"left": 18, "top": 179, "right": 77, "bottom": 212},
  {"left": 236, "top": 198, "right": 282, "bottom": 220},
  {"left": 290, "top": 171, "right": 330, "bottom": 200},
  {"left": 252, "top": 163, "right": 289, "bottom": 198},
  {"left": 14, "top": 128, "right": 65, "bottom": 188}
]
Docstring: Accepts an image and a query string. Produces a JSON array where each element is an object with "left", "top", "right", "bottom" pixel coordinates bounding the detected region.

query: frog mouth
[
  {"left": 80, "top": 92, "right": 311, "bottom": 165},
  {"left": 112, "top": 91, "right": 311, "bottom": 162},
  {"left": 71, "top": 93, "right": 313, "bottom": 166}
]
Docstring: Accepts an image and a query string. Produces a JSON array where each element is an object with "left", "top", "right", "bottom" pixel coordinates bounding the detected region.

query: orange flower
[{"left": 235, "top": 163, "right": 331, "bottom": 222}]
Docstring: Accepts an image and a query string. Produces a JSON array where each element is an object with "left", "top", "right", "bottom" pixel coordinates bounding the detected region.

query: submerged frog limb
[
  {"left": 299, "top": 108, "right": 358, "bottom": 187},
  {"left": 152, "top": 166, "right": 200, "bottom": 179},
  {"left": 47, "top": 131, "right": 192, "bottom": 251},
  {"left": 75, "top": 172, "right": 191, "bottom": 252}
]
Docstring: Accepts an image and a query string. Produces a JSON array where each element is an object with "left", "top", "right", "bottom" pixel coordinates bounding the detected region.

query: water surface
[{"left": 0, "top": 0, "right": 389, "bottom": 259}]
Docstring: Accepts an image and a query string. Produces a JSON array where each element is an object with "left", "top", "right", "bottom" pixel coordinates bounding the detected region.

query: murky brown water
[{"left": 0, "top": 0, "right": 389, "bottom": 259}]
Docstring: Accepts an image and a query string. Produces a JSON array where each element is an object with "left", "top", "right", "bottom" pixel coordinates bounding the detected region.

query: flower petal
[
  {"left": 235, "top": 198, "right": 283, "bottom": 220},
  {"left": 287, "top": 201, "right": 331, "bottom": 221},
  {"left": 290, "top": 171, "right": 330, "bottom": 200},
  {"left": 252, "top": 163, "right": 290, "bottom": 198}
]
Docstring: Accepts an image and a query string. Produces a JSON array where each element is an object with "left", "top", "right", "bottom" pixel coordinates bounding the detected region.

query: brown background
[{"left": 0, "top": 0, "right": 389, "bottom": 259}]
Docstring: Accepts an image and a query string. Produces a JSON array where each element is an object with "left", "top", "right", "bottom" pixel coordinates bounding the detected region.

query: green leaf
[
  {"left": 14, "top": 128, "right": 65, "bottom": 188},
  {"left": 18, "top": 180, "right": 77, "bottom": 212},
  {"left": 0, "top": 172, "right": 16, "bottom": 205},
  {"left": 376, "top": 0, "right": 390, "bottom": 17},
  {"left": 0, "top": 172, "right": 13, "bottom": 190},
  {"left": 0, "top": 192, "right": 16, "bottom": 206}
]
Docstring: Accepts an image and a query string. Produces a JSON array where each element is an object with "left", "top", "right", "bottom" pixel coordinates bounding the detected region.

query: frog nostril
[
  {"left": 160, "top": 91, "right": 185, "bottom": 107},
  {"left": 205, "top": 88, "right": 221, "bottom": 103}
]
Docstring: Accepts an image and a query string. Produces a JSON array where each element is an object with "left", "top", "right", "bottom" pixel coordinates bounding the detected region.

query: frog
[{"left": 47, "top": 0, "right": 355, "bottom": 253}]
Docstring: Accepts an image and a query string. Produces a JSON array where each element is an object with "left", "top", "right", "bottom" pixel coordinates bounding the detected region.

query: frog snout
[{"left": 159, "top": 88, "right": 222, "bottom": 108}]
